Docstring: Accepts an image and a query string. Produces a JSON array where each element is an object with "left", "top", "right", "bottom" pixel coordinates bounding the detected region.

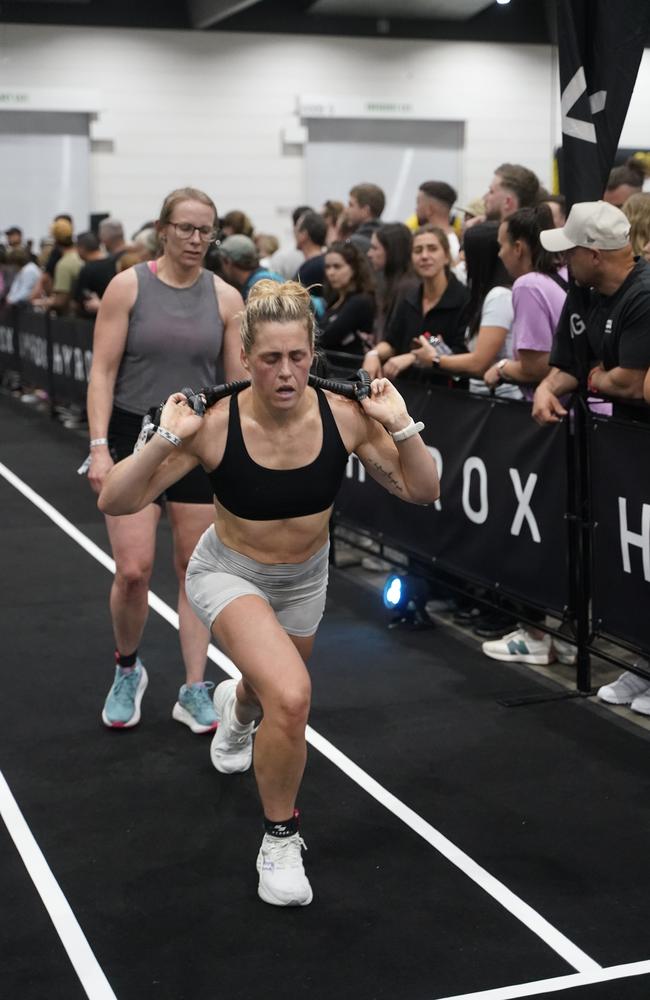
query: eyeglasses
[{"left": 168, "top": 221, "right": 218, "bottom": 243}]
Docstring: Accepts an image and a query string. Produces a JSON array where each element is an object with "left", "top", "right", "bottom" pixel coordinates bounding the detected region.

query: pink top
[{"left": 511, "top": 269, "right": 567, "bottom": 401}]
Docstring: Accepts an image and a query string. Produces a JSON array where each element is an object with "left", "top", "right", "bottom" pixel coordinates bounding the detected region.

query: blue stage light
[
  {"left": 383, "top": 574, "right": 404, "bottom": 609},
  {"left": 382, "top": 573, "right": 433, "bottom": 628}
]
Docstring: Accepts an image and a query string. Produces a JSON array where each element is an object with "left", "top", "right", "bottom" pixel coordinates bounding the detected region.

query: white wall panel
[{"left": 1, "top": 25, "right": 649, "bottom": 246}]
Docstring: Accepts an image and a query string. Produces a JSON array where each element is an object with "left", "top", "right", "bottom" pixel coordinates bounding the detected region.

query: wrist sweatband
[
  {"left": 89, "top": 437, "right": 109, "bottom": 448},
  {"left": 390, "top": 419, "right": 424, "bottom": 442}
]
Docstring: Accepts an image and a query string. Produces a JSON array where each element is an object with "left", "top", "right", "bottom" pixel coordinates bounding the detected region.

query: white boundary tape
[
  {"left": 0, "top": 771, "right": 118, "bottom": 1000},
  {"left": 432, "top": 959, "right": 650, "bottom": 999},
  {"left": 3, "top": 459, "right": 647, "bottom": 997}
]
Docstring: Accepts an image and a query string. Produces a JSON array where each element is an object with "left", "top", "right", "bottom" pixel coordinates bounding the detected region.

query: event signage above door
[
  {"left": 298, "top": 95, "right": 452, "bottom": 120},
  {"left": 0, "top": 87, "right": 101, "bottom": 112}
]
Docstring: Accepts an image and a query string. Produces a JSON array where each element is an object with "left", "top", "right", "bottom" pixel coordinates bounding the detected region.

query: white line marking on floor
[
  {"left": 0, "top": 771, "right": 118, "bottom": 1000},
  {"left": 433, "top": 958, "right": 650, "bottom": 999},
  {"left": 0, "top": 460, "right": 602, "bottom": 979}
]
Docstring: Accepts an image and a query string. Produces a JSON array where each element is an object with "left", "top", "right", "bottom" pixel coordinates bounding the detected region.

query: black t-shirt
[
  {"left": 550, "top": 258, "right": 650, "bottom": 378},
  {"left": 45, "top": 246, "right": 62, "bottom": 279},
  {"left": 318, "top": 292, "right": 375, "bottom": 353},
  {"left": 73, "top": 252, "right": 127, "bottom": 316},
  {"left": 295, "top": 254, "right": 325, "bottom": 289},
  {"left": 384, "top": 274, "right": 469, "bottom": 356}
]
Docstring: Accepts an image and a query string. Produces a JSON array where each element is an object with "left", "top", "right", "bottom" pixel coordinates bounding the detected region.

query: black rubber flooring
[{"left": 1, "top": 394, "right": 650, "bottom": 1000}]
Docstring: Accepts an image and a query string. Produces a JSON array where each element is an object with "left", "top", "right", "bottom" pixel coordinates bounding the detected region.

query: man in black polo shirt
[{"left": 533, "top": 201, "right": 650, "bottom": 424}]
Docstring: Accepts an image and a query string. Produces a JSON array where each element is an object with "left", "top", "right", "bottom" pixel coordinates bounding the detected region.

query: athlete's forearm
[
  {"left": 98, "top": 436, "right": 176, "bottom": 515},
  {"left": 394, "top": 434, "right": 440, "bottom": 504},
  {"left": 87, "top": 369, "right": 116, "bottom": 441}
]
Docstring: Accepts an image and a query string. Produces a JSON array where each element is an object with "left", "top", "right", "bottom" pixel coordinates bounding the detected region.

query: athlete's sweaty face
[{"left": 245, "top": 320, "right": 314, "bottom": 408}]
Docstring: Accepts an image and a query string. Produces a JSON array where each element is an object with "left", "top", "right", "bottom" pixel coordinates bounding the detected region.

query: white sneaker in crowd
[
  {"left": 256, "top": 832, "right": 313, "bottom": 906},
  {"left": 552, "top": 637, "right": 577, "bottom": 665},
  {"left": 482, "top": 628, "right": 553, "bottom": 665},
  {"left": 598, "top": 664, "right": 650, "bottom": 707}
]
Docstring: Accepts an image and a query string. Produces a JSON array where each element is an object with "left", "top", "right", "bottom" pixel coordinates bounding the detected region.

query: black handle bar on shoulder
[{"left": 146, "top": 369, "right": 372, "bottom": 426}]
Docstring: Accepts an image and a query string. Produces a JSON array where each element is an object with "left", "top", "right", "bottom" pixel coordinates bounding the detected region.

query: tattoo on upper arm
[{"left": 370, "top": 460, "right": 404, "bottom": 492}]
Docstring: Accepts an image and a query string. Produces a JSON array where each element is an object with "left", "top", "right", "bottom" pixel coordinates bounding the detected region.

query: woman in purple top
[{"left": 483, "top": 204, "right": 567, "bottom": 398}]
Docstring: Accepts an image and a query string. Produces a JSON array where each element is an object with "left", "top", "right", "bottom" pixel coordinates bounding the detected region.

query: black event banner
[
  {"left": 49, "top": 316, "right": 93, "bottom": 406},
  {"left": 0, "top": 305, "right": 93, "bottom": 408},
  {"left": 335, "top": 385, "right": 569, "bottom": 614},
  {"left": 14, "top": 307, "right": 50, "bottom": 390},
  {"left": 590, "top": 415, "right": 650, "bottom": 650}
]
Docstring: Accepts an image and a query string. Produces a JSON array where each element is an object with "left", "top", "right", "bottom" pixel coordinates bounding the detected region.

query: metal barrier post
[{"left": 566, "top": 396, "right": 592, "bottom": 692}]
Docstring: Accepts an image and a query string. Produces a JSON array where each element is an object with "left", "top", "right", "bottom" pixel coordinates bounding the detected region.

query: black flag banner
[
  {"left": 557, "top": 0, "right": 650, "bottom": 209},
  {"left": 556, "top": 0, "right": 650, "bottom": 389}
]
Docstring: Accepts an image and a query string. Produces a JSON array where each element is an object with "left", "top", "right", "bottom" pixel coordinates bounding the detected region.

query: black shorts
[{"left": 108, "top": 406, "right": 214, "bottom": 505}]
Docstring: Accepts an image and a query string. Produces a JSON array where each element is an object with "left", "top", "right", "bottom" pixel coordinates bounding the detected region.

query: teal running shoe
[
  {"left": 102, "top": 660, "right": 148, "bottom": 728},
  {"left": 172, "top": 681, "right": 218, "bottom": 734}
]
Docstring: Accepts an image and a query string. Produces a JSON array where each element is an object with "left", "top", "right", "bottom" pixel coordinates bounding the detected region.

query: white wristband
[
  {"left": 89, "top": 437, "right": 109, "bottom": 448},
  {"left": 390, "top": 419, "right": 424, "bottom": 442},
  {"left": 155, "top": 425, "right": 182, "bottom": 448}
]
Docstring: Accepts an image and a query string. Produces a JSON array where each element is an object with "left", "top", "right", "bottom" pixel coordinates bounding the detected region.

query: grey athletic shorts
[{"left": 186, "top": 527, "right": 329, "bottom": 637}]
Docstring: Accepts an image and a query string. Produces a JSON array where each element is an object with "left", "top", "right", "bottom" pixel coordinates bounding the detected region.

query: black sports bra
[{"left": 208, "top": 387, "right": 350, "bottom": 521}]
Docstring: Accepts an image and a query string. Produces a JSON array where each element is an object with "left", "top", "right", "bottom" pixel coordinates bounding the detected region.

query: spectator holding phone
[
  {"left": 410, "top": 221, "right": 519, "bottom": 397},
  {"left": 362, "top": 225, "right": 468, "bottom": 381}
]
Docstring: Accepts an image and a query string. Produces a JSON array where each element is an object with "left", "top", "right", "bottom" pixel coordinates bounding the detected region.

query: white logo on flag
[{"left": 561, "top": 66, "right": 607, "bottom": 144}]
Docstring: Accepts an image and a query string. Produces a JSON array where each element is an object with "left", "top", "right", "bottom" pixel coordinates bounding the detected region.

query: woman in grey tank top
[{"left": 87, "top": 187, "right": 246, "bottom": 734}]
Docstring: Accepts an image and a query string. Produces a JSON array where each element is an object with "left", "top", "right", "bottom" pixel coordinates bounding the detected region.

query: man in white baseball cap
[
  {"left": 533, "top": 200, "right": 650, "bottom": 426},
  {"left": 540, "top": 200, "right": 631, "bottom": 255}
]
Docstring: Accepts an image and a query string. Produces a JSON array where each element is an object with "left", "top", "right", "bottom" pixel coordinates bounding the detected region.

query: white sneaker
[
  {"left": 598, "top": 669, "right": 650, "bottom": 706},
  {"left": 256, "top": 832, "right": 313, "bottom": 906},
  {"left": 482, "top": 628, "right": 553, "bottom": 665},
  {"left": 210, "top": 679, "right": 255, "bottom": 774},
  {"left": 631, "top": 687, "right": 650, "bottom": 716},
  {"left": 553, "top": 637, "right": 577, "bottom": 665}
]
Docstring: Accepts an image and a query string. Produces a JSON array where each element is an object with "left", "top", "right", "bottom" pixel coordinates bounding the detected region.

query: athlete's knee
[
  {"left": 113, "top": 563, "right": 151, "bottom": 597},
  {"left": 268, "top": 679, "right": 312, "bottom": 732}
]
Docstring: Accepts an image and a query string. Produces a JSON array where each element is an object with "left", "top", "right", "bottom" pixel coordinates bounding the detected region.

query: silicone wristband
[
  {"left": 390, "top": 419, "right": 424, "bottom": 442},
  {"left": 155, "top": 425, "right": 182, "bottom": 448}
]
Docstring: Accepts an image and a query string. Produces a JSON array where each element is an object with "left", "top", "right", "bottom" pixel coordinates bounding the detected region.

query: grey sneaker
[
  {"left": 597, "top": 669, "right": 650, "bottom": 706},
  {"left": 256, "top": 832, "right": 313, "bottom": 906},
  {"left": 630, "top": 687, "right": 650, "bottom": 716},
  {"left": 210, "top": 679, "right": 255, "bottom": 773}
]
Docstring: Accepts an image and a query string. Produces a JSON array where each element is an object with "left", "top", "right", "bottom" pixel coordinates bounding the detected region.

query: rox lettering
[{"left": 346, "top": 452, "right": 541, "bottom": 542}]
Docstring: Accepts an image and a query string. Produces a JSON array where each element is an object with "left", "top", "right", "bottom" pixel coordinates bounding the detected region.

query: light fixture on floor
[{"left": 382, "top": 573, "right": 432, "bottom": 630}]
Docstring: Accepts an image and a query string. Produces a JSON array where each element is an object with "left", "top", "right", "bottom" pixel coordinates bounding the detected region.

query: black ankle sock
[
  {"left": 264, "top": 810, "right": 299, "bottom": 839},
  {"left": 115, "top": 649, "right": 138, "bottom": 669}
]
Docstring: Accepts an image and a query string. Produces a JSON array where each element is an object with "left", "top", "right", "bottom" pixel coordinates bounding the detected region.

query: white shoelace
[{"left": 263, "top": 835, "right": 307, "bottom": 870}]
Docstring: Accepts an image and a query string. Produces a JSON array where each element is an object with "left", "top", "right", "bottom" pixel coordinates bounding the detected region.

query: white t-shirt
[
  {"left": 447, "top": 230, "right": 461, "bottom": 263},
  {"left": 468, "top": 286, "right": 521, "bottom": 399}
]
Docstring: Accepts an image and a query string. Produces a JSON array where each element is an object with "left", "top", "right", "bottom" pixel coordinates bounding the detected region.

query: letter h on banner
[{"left": 618, "top": 497, "right": 650, "bottom": 582}]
